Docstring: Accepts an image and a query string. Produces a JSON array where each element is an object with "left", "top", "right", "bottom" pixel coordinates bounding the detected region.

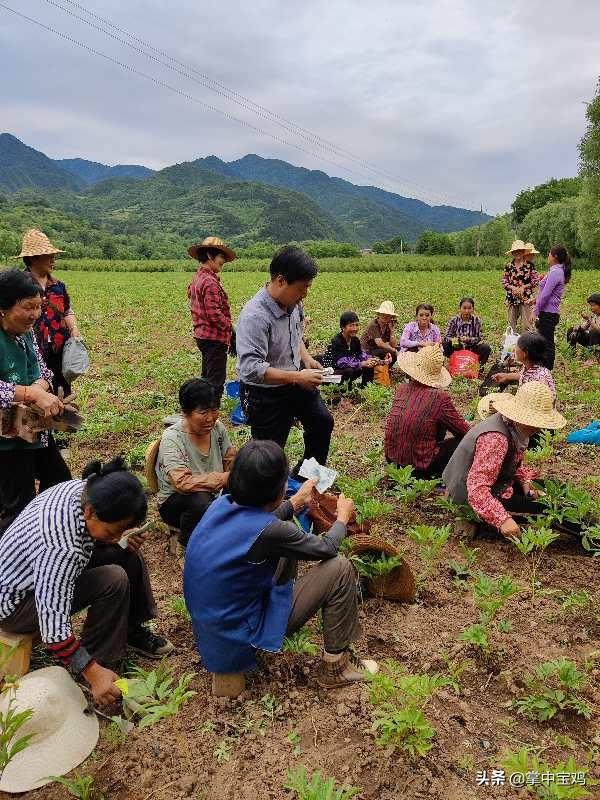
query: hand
[
  {"left": 71, "top": 329, "right": 82, "bottom": 339},
  {"left": 303, "top": 355, "right": 322, "bottom": 370},
  {"left": 521, "top": 481, "right": 539, "bottom": 500},
  {"left": 27, "top": 384, "right": 63, "bottom": 417},
  {"left": 82, "top": 661, "right": 121, "bottom": 705},
  {"left": 291, "top": 479, "right": 317, "bottom": 511},
  {"left": 492, "top": 373, "right": 508, "bottom": 384},
  {"left": 294, "top": 369, "right": 323, "bottom": 389},
  {"left": 336, "top": 493, "right": 355, "bottom": 525},
  {"left": 500, "top": 518, "right": 520, "bottom": 540},
  {"left": 361, "top": 358, "right": 378, "bottom": 368},
  {"left": 126, "top": 534, "right": 146, "bottom": 552},
  {"left": 384, "top": 352, "right": 393, "bottom": 364}
]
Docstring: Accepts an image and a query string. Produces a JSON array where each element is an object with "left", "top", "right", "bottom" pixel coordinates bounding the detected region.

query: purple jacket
[
  {"left": 399, "top": 321, "right": 441, "bottom": 351},
  {"left": 535, "top": 265, "right": 565, "bottom": 315}
]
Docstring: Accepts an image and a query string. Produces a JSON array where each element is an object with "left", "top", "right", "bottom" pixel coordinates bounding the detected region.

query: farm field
[{"left": 25, "top": 267, "right": 600, "bottom": 800}]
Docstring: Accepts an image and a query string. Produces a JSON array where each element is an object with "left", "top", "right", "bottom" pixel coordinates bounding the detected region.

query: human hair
[
  {"left": 416, "top": 303, "right": 434, "bottom": 316},
  {"left": 459, "top": 297, "right": 475, "bottom": 308},
  {"left": 228, "top": 440, "right": 289, "bottom": 508},
  {"left": 516, "top": 332, "right": 548, "bottom": 367},
  {"left": 549, "top": 245, "right": 572, "bottom": 283},
  {"left": 269, "top": 246, "right": 318, "bottom": 284},
  {"left": 340, "top": 311, "right": 359, "bottom": 328},
  {"left": 179, "top": 378, "right": 218, "bottom": 413},
  {"left": 199, "top": 246, "right": 223, "bottom": 263},
  {"left": 0, "top": 269, "right": 42, "bottom": 311},
  {"left": 81, "top": 456, "right": 147, "bottom": 525},
  {"left": 587, "top": 292, "right": 600, "bottom": 306},
  {"left": 22, "top": 256, "right": 32, "bottom": 267}
]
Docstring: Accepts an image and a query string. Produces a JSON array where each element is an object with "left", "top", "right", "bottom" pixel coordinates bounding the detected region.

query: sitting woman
[
  {"left": 327, "top": 311, "right": 378, "bottom": 385},
  {"left": 0, "top": 458, "right": 173, "bottom": 706},
  {"left": 183, "top": 440, "right": 378, "bottom": 690},
  {"left": 157, "top": 378, "right": 236, "bottom": 547},
  {"left": 442, "top": 297, "right": 491, "bottom": 366},
  {"left": 567, "top": 293, "right": 600, "bottom": 351},
  {"left": 360, "top": 300, "right": 398, "bottom": 363},
  {"left": 442, "top": 382, "right": 567, "bottom": 541},
  {"left": 0, "top": 269, "right": 71, "bottom": 535},
  {"left": 491, "top": 332, "right": 556, "bottom": 401},
  {"left": 385, "top": 346, "right": 469, "bottom": 478},
  {"left": 399, "top": 304, "right": 441, "bottom": 352}
]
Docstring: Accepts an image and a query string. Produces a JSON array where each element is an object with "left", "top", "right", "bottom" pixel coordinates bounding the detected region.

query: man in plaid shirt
[{"left": 187, "top": 236, "right": 236, "bottom": 400}]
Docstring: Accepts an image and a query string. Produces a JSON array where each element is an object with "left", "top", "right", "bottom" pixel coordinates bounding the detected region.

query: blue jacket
[{"left": 183, "top": 494, "right": 294, "bottom": 673}]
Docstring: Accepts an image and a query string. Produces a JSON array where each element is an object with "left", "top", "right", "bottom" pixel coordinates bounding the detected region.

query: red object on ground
[{"left": 448, "top": 349, "right": 480, "bottom": 379}]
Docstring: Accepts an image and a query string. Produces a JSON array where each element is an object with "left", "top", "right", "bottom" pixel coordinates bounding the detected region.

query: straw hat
[
  {"left": 477, "top": 392, "right": 501, "bottom": 419},
  {"left": 12, "top": 229, "right": 64, "bottom": 259},
  {"left": 187, "top": 236, "right": 236, "bottom": 262},
  {"left": 479, "top": 382, "right": 566, "bottom": 429},
  {"left": 524, "top": 242, "right": 540, "bottom": 255},
  {"left": 397, "top": 345, "right": 452, "bottom": 389},
  {"left": 505, "top": 240, "right": 528, "bottom": 255},
  {"left": 0, "top": 666, "right": 99, "bottom": 793},
  {"left": 373, "top": 300, "right": 397, "bottom": 317}
]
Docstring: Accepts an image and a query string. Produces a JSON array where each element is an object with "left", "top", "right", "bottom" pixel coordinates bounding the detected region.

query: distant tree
[
  {"left": 578, "top": 79, "right": 600, "bottom": 260},
  {"left": 100, "top": 238, "right": 118, "bottom": 259},
  {"left": 519, "top": 196, "right": 582, "bottom": 256},
  {"left": 372, "top": 235, "right": 405, "bottom": 254},
  {"left": 480, "top": 216, "right": 513, "bottom": 256},
  {"left": 0, "top": 229, "right": 19, "bottom": 261},
  {"left": 511, "top": 177, "right": 582, "bottom": 225},
  {"left": 415, "top": 230, "right": 455, "bottom": 255}
]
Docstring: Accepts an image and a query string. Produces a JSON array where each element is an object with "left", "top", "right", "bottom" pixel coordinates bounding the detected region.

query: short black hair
[
  {"left": 340, "top": 311, "right": 359, "bottom": 328},
  {"left": 459, "top": 297, "right": 475, "bottom": 308},
  {"left": 587, "top": 293, "right": 600, "bottom": 305},
  {"left": 517, "top": 332, "right": 548, "bottom": 366},
  {"left": 179, "top": 378, "right": 218, "bottom": 413},
  {"left": 228, "top": 440, "right": 288, "bottom": 508},
  {"left": 0, "top": 269, "right": 42, "bottom": 311},
  {"left": 81, "top": 456, "right": 147, "bottom": 526},
  {"left": 416, "top": 303, "right": 434, "bottom": 315},
  {"left": 269, "top": 246, "right": 318, "bottom": 284},
  {"left": 198, "top": 246, "right": 224, "bottom": 263}
]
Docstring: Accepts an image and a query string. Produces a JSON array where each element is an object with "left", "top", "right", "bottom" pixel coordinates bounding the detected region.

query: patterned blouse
[
  {"left": 519, "top": 365, "right": 556, "bottom": 400},
  {"left": 27, "top": 271, "right": 74, "bottom": 357},
  {"left": 502, "top": 260, "right": 540, "bottom": 305},
  {"left": 399, "top": 321, "right": 441, "bottom": 351}
]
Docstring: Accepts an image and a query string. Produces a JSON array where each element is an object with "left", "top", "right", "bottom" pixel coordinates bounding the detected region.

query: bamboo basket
[{"left": 349, "top": 534, "right": 416, "bottom": 603}]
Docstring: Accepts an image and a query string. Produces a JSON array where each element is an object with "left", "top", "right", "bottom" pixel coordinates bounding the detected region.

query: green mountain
[
  {"left": 0, "top": 133, "right": 83, "bottom": 193},
  {"left": 55, "top": 158, "right": 154, "bottom": 184}
]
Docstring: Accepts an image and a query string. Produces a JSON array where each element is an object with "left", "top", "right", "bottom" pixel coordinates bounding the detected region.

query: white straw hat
[
  {"left": 0, "top": 667, "right": 99, "bottom": 793},
  {"left": 397, "top": 345, "right": 452, "bottom": 389},
  {"left": 481, "top": 382, "right": 566, "bottom": 429},
  {"left": 524, "top": 242, "right": 540, "bottom": 255},
  {"left": 373, "top": 300, "right": 397, "bottom": 316},
  {"left": 506, "top": 240, "right": 528, "bottom": 255},
  {"left": 12, "top": 229, "right": 64, "bottom": 259}
]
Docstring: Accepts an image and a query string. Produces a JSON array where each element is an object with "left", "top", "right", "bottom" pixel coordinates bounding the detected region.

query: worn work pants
[
  {"left": 507, "top": 303, "right": 535, "bottom": 333},
  {"left": 536, "top": 312, "right": 560, "bottom": 369},
  {"left": 195, "top": 338, "right": 227, "bottom": 400},
  {"left": 0, "top": 543, "right": 157, "bottom": 668},
  {"left": 159, "top": 490, "right": 214, "bottom": 547},
  {"left": 286, "top": 556, "right": 361, "bottom": 652}
]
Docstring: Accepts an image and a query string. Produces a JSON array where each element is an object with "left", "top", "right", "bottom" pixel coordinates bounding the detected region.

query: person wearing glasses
[{"left": 156, "top": 379, "right": 236, "bottom": 547}]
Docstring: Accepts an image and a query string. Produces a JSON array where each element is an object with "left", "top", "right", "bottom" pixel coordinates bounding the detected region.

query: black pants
[
  {"left": 240, "top": 383, "right": 334, "bottom": 468},
  {"left": 370, "top": 347, "right": 398, "bottom": 364},
  {"left": 336, "top": 366, "right": 374, "bottom": 386},
  {"left": 536, "top": 312, "right": 560, "bottom": 369},
  {"left": 195, "top": 339, "right": 227, "bottom": 400},
  {"left": 442, "top": 341, "right": 492, "bottom": 366},
  {"left": 0, "top": 436, "right": 72, "bottom": 536},
  {"left": 567, "top": 326, "right": 600, "bottom": 349},
  {"left": 159, "top": 490, "right": 213, "bottom": 547},
  {"left": 43, "top": 348, "right": 71, "bottom": 397},
  {"left": 389, "top": 433, "right": 462, "bottom": 480}
]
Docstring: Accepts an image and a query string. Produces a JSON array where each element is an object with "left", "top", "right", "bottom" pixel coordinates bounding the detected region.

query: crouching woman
[
  {"left": 184, "top": 440, "right": 378, "bottom": 689},
  {"left": 0, "top": 458, "right": 173, "bottom": 704}
]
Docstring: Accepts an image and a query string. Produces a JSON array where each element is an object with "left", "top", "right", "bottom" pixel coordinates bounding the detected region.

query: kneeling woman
[
  {"left": 156, "top": 379, "right": 236, "bottom": 547},
  {"left": 184, "top": 440, "right": 378, "bottom": 688},
  {"left": 0, "top": 458, "right": 173, "bottom": 705}
]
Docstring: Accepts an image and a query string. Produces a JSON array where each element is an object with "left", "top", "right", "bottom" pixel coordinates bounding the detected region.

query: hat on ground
[
  {"left": 397, "top": 345, "right": 452, "bottom": 389},
  {"left": 187, "top": 236, "right": 236, "bottom": 263},
  {"left": 482, "top": 381, "right": 566, "bottom": 430},
  {"left": 0, "top": 666, "right": 99, "bottom": 793},
  {"left": 373, "top": 300, "right": 397, "bottom": 316},
  {"left": 505, "top": 240, "right": 528, "bottom": 255},
  {"left": 12, "top": 229, "right": 64, "bottom": 259},
  {"left": 524, "top": 242, "right": 540, "bottom": 255}
]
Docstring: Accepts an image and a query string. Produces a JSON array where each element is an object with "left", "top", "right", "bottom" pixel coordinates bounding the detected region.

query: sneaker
[
  {"left": 127, "top": 625, "right": 174, "bottom": 659},
  {"left": 316, "top": 649, "right": 378, "bottom": 688}
]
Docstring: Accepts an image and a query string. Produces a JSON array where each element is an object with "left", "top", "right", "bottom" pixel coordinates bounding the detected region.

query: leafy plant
[
  {"left": 559, "top": 590, "right": 593, "bottom": 615},
  {"left": 536, "top": 480, "right": 598, "bottom": 528},
  {"left": 115, "top": 662, "right": 196, "bottom": 728},
  {"left": 460, "top": 623, "right": 489, "bottom": 652},
  {"left": 284, "top": 765, "right": 361, "bottom": 800},
  {"left": 524, "top": 429, "right": 557, "bottom": 464},
  {"left": 287, "top": 730, "right": 302, "bottom": 756},
  {"left": 449, "top": 541, "right": 479, "bottom": 588},
  {"left": 0, "top": 645, "right": 35, "bottom": 779},
  {"left": 339, "top": 540, "right": 404, "bottom": 580},
  {"left": 459, "top": 572, "right": 519, "bottom": 652},
  {"left": 513, "top": 659, "right": 591, "bottom": 722},
  {"left": 354, "top": 497, "right": 394, "bottom": 524},
  {"left": 259, "top": 693, "right": 280, "bottom": 724},
  {"left": 513, "top": 526, "right": 559, "bottom": 598},
  {"left": 386, "top": 465, "right": 440, "bottom": 505},
  {"left": 213, "top": 737, "right": 234, "bottom": 763},
  {"left": 48, "top": 775, "right": 102, "bottom": 799},
  {"left": 407, "top": 524, "right": 451, "bottom": 582},
  {"left": 283, "top": 627, "right": 319, "bottom": 656},
  {"left": 167, "top": 595, "right": 191, "bottom": 621},
  {"left": 373, "top": 704, "right": 436, "bottom": 757},
  {"left": 501, "top": 747, "right": 595, "bottom": 798},
  {"left": 581, "top": 523, "right": 600, "bottom": 556},
  {"left": 358, "top": 382, "right": 393, "bottom": 417}
]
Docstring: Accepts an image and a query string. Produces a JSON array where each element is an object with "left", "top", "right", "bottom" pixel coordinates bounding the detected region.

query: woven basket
[
  {"left": 308, "top": 490, "right": 370, "bottom": 535},
  {"left": 349, "top": 535, "right": 416, "bottom": 603}
]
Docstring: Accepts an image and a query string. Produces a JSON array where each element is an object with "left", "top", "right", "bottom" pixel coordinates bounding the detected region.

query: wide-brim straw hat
[
  {"left": 397, "top": 345, "right": 452, "bottom": 389},
  {"left": 187, "top": 236, "right": 236, "bottom": 262},
  {"left": 477, "top": 392, "right": 501, "bottom": 419},
  {"left": 373, "top": 300, "right": 397, "bottom": 316},
  {"left": 12, "top": 229, "right": 64, "bottom": 259},
  {"left": 524, "top": 242, "right": 540, "bottom": 255},
  {"left": 505, "top": 239, "right": 528, "bottom": 255},
  {"left": 480, "top": 382, "right": 566, "bottom": 429},
  {"left": 0, "top": 666, "right": 99, "bottom": 793}
]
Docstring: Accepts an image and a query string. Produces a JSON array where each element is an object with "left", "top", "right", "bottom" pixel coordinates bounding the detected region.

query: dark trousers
[
  {"left": 240, "top": 383, "right": 334, "bottom": 468},
  {"left": 195, "top": 339, "right": 227, "bottom": 400},
  {"left": 0, "top": 543, "right": 157, "bottom": 668},
  {"left": 370, "top": 347, "right": 398, "bottom": 364},
  {"left": 336, "top": 366, "right": 374, "bottom": 386},
  {"left": 442, "top": 341, "right": 492, "bottom": 366},
  {"left": 0, "top": 436, "right": 72, "bottom": 536},
  {"left": 159, "top": 490, "right": 213, "bottom": 547},
  {"left": 536, "top": 312, "right": 560, "bottom": 369},
  {"left": 286, "top": 556, "right": 361, "bottom": 652},
  {"left": 567, "top": 326, "right": 600, "bottom": 349},
  {"left": 415, "top": 435, "right": 462, "bottom": 479},
  {"left": 43, "top": 348, "right": 71, "bottom": 397}
]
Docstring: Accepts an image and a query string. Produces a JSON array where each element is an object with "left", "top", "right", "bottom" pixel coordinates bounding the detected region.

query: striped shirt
[
  {"left": 443, "top": 315, "right": 483, "bottom": 345},
  {"left": 0, "top": 480, "right": 94, "bottom": 670}
]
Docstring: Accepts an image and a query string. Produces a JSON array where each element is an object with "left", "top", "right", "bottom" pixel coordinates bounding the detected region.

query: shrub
[{"left": 513, "top": 659, "right": 591, "bottom": 722}]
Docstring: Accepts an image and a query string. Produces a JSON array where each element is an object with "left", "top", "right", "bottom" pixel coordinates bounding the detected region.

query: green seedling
[
  {"left": 513, "top": 526, "right": 559, "bottom": 598},
  {"left": 513, "top": 658, "right": 591, "bottom": 722},
  {"left": 284, "top": 765, "right": 361, "bottom": 800},
  {"left": 199, "top": 720, "right": 217, "bottom": 736},
  {"left": 339, "top": 542, "right": 404, "bottom": 581},
  {"left": 560, "top": 590, "right": 593, "bottom": 615},
  {"left": 407, "top": 524, "right": 451, "bottom": 582},
  {"left": 449, "top": 541, "right": 479, "bottom": 587},
  {"left": 287, "top": 730, "right": 302, "bottom": 756},
  {"left": 354, "top": 497, "right": 394, "bottom": 524},
  {"left": 283, "top": 627, "right": 319, "bottom": 656},
  {"left": 0, "top": 645, "right": 35, "bottom": 777},
  {"left": 259, "top": 693, "right": 280, "bottom": 724},
  {"left": 459, "top": 571, "right": 519, "bottom": 652},
  {"left": 442, "top": 654, "right": 471, "bottom": 695},
  {"left": 524, "top": 429, "right": 556, "bottom": 464},
  {"left": 116, "top": 661, "right": 196, "bottom": 728},
  {"left": 496, "top": 619, "right": 512, "bottom": 634},
  {"left": 501, "top": 747, "right": 596, "bottom": 798},
  {"left": 167, "top": 595, "right": 191, "bottom": 621},
  {"left": 373, "top": 704, "right": 436, "bottom": 757},
  {"left": 48, "top": 775, "right": 102, "bottom": 799},
  {"left": 581, "top": 523, "right": 600, "bottom": 555},
  {"left": 359, "top": 382, "right": 393, "bottom": 417},
  {"left": 460, "top": 623, "right": 489, "bottom": 652},
  {"left": 213, "top": 737, "right": 234, "bottom": 763}
]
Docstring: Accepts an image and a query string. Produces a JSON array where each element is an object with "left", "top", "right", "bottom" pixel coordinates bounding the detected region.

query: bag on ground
[
  {"left": 500, "top": 326, "right": 519, "bottom": 363},
  {"left": 448, "top": 349, "right": 479, "bottom": 379}
]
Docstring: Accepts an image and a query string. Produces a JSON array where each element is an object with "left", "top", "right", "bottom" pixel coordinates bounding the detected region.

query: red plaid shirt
[{"left": 188, "top": 267, "right": 232, "bottom": 345}]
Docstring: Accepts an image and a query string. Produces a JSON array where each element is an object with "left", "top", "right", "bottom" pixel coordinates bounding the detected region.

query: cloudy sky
[{"left": 2, "top": 0, "right": 599, "bottom": 213}]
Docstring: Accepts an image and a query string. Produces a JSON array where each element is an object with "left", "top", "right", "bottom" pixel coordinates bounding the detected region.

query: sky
[{"left": 2, "top": 0, "right": 599, "bottom": 213}]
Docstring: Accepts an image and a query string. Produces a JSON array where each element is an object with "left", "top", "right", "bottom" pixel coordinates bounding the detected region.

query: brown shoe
[{"left": 316, "top": 649, "right": 379, "bottom": 688}]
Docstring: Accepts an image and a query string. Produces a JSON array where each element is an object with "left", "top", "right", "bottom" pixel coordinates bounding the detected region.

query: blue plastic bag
[
  {"left": 225, "top": 380, "right": 241, "bottom": 399},
  {"left": 286, "top": 477, "right": 312, "bottom": 532},
  {"left": 229, "top": 401, "right": 247, "bottom": 426},
  {"left": 566, "top": 421, "right": 600, "bottom": 446}
]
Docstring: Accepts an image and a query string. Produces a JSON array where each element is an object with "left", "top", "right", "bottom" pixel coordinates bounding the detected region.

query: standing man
[
  {"left": 236, "top": 246, "right": 334, "bottom": 471},
  {"left": 187, "top": 236, "right": 236, "bottom": 401}
]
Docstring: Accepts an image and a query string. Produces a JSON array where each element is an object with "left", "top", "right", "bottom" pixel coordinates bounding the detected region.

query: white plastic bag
[
  {"left": 500, "top": 326, "right": 519, "bottom": 363},
  {"left": 62, "top": 337, "right": 90, "bottom": 383}
]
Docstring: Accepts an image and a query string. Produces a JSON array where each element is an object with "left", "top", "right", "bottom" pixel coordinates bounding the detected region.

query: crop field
[{"left": 28, "top": 267, "right": 600, "bottom": 800}]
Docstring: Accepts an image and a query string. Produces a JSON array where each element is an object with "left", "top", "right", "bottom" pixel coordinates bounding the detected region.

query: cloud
[{"left": 1, "top": 0, "right": 598, "bottom": 212}]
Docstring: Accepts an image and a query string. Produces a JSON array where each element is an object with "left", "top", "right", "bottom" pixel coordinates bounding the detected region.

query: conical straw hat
[
  {"left": 397, "top": 345, "right": 451, "bottom": 389},
  {"left": 505, "top": 240, "right": 527, "bottom": 255},
  {"left": 12, "top": 229, "right": 64, "bottom": 258},
  {"left": 373, "top": 300, "right": 397, "bottom": 316},
  {"left": 483, "top": 381, "right": 566, "bottom": 429},
  {"left": 188, "top": 236, "right": 236, "bottom": 262},
  {"left": 524, "top": 242, "right": 540, "bottom": 255}
]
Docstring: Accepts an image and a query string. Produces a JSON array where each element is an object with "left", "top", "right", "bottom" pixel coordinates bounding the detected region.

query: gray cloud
[{"left": 2, "top": 0, "right": 599, "bottom": 212}]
